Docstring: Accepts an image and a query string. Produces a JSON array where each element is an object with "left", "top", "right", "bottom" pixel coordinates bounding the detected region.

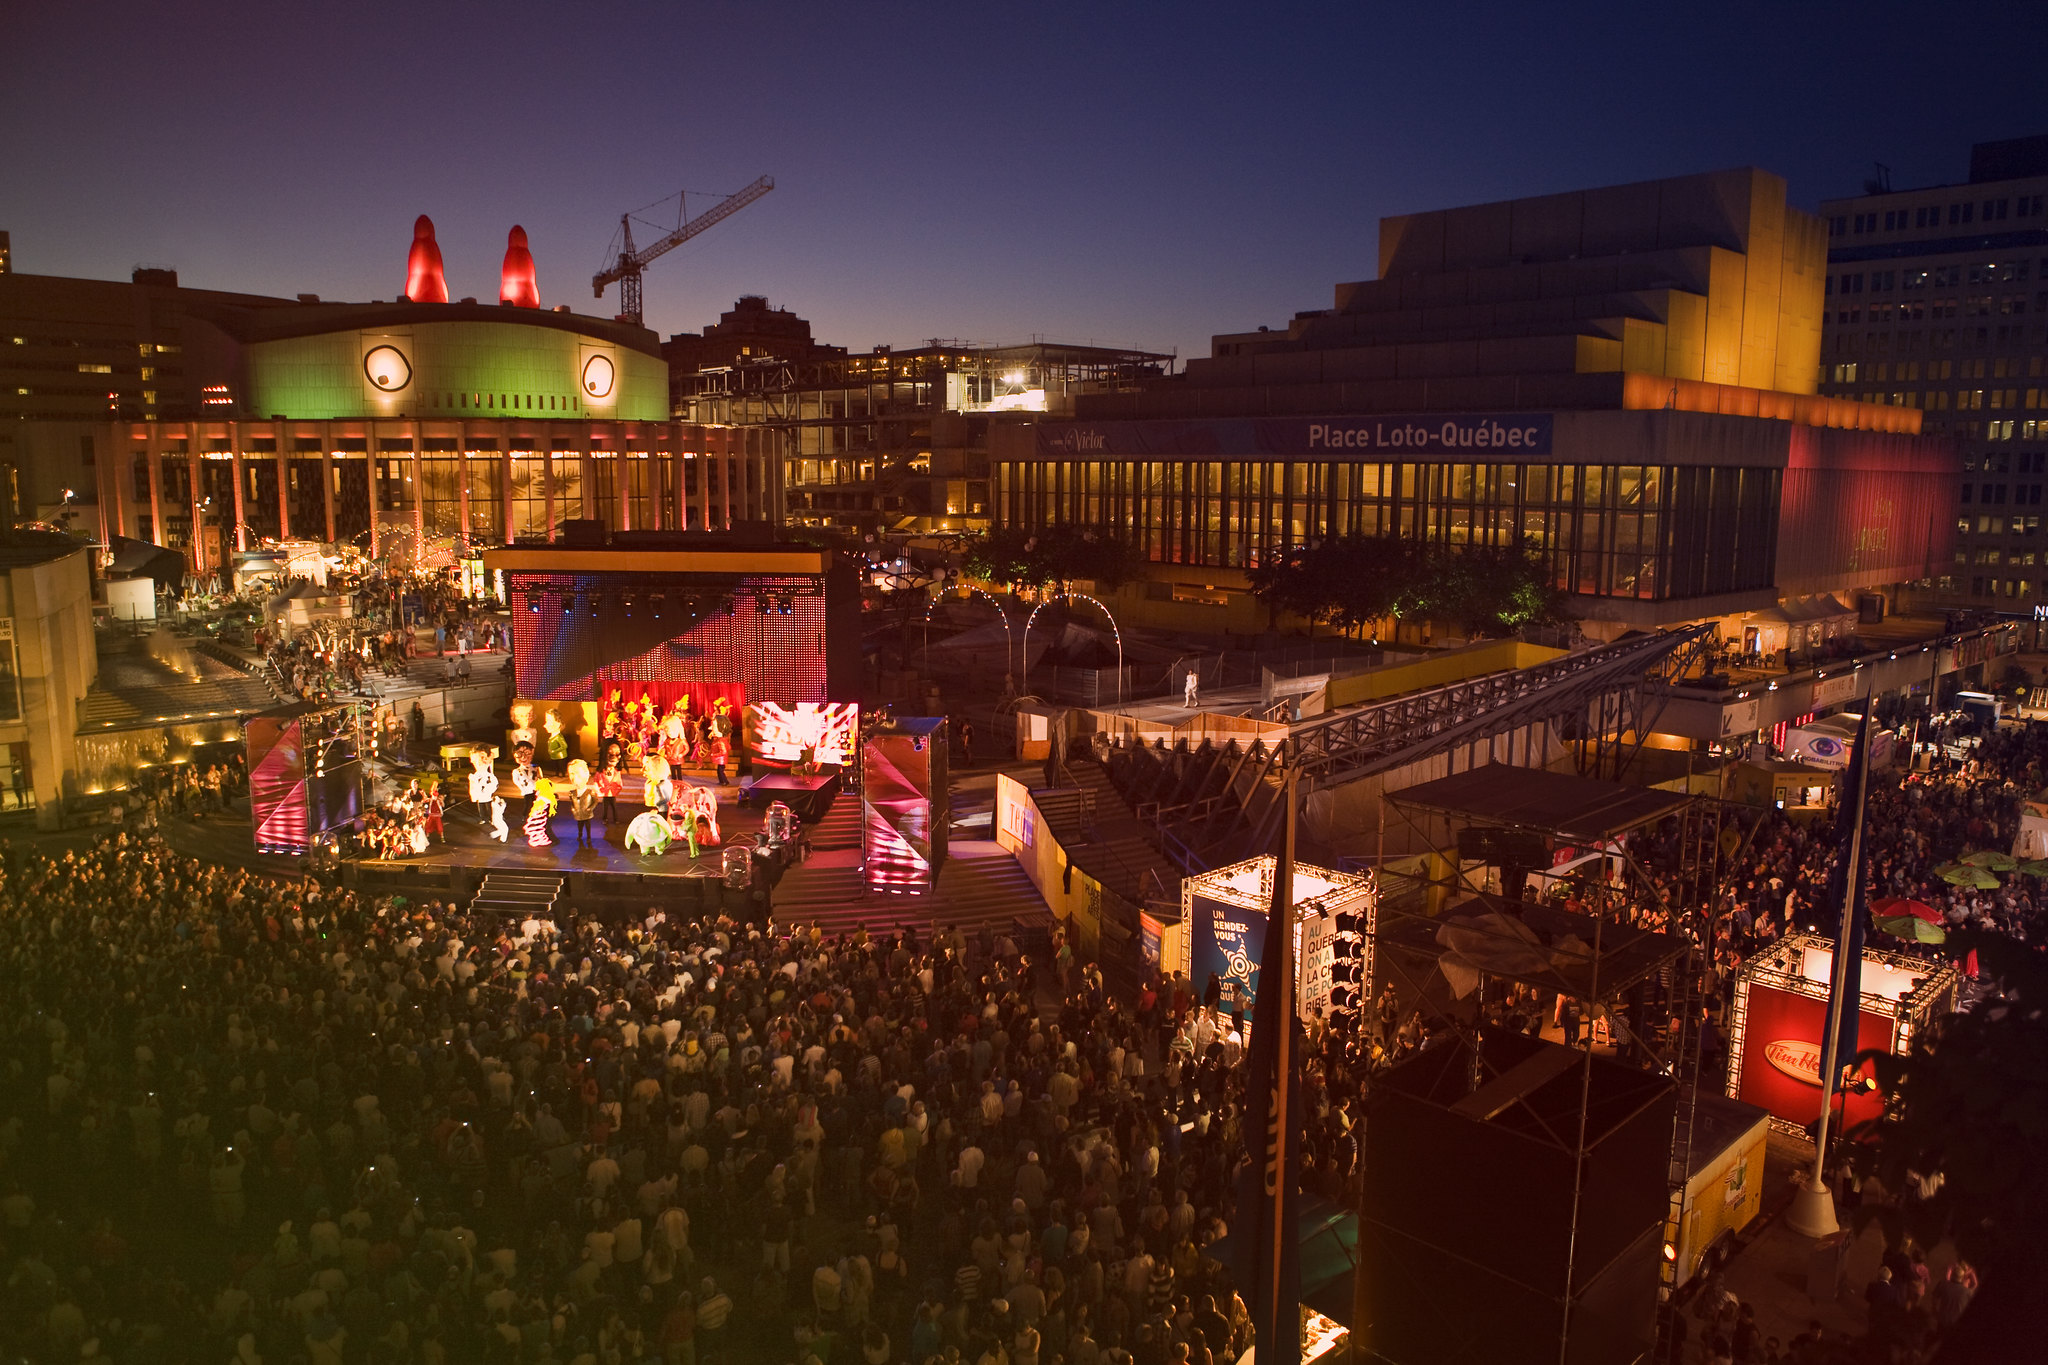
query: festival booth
[
  {"left": 1726, "top": 757, "right": 1836, "bottom": 815},
  {"left": 1726, "top": 932, "right": 1960, "bottom": 1136},
  {"left": 2013, "top": 791, "right": 2048, "bottom": 859},
  {"left": 862, "top": 716, "right": 948, "bottom": 893},
  {"left": 265, "top": 580, "right": 352, "bottom": 639},
  {"left": 1782, "top": 713, "right": 1896, "bottom": 771},
  {"left": 1183, "top": 854, "right": 1376, "bottom": 1022}
]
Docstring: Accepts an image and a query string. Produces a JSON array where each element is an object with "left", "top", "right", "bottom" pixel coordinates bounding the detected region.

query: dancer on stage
[
  {"left": 422, "top": 786, "right": 444, "bottom": 844},
  {"left": 488, "top": 795, "right": 509, "bottom": 843}
]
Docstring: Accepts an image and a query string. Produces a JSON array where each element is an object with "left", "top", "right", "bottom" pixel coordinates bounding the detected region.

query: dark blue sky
[{"left": 6, "top": 1, "right": 2045, "bottom": 363}]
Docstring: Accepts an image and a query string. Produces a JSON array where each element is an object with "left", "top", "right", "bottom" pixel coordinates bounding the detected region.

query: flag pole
[
  {"left": 1786, "top": 700, "right": 1873, "bottom": 1238},
  {"left": 1267, "top": 765, "right": 1297, "bottom": 1351}
]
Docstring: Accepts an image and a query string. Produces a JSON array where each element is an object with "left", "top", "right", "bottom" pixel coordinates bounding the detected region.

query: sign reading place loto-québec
[{"left": 1033, "top": 414, "right": 1555, "bottom": 460}]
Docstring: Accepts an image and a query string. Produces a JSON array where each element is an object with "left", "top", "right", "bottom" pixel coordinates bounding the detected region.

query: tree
[
  {"left": 1418, "top": 537, "right": 1567, "bottom": 638},
  {"left": 1854, "top": 930, "right": 2048, "bottom": 1277},
  {"left": 1247, "top": 534, "right": 1563, "bottom": 641},
  {"left": 962, "top": 525, "right": 1142, "bottom": 593},
  {"left": 962, "top": 527, "right": 1047, "bottom": 590}
]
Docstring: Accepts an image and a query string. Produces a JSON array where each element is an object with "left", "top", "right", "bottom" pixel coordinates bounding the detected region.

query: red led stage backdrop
[
  {"left": 861, "top": 717, "right": 947, "bottom": 893},
  {"left": 508, "top": 574, "right": 828, "bottom": 704}
]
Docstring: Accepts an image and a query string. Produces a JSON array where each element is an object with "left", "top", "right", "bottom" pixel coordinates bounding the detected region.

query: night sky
[{"left": 6, "top": 1, "right": 2045, "bottom": 364}]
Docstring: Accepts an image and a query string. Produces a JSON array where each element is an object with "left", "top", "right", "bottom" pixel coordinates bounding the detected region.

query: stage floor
[{"left": 381, "top": 790, "right": 771, "bottom": 878}]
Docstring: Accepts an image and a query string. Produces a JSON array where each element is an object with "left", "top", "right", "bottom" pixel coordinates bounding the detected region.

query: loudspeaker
[{"left": 1358, "top": 1032, "right": 1672, "bottom": 1365}]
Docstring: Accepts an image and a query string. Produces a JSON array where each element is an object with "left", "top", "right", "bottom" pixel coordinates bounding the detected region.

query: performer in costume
[
  {"left": 524, "top": 778, "right": 557, "bottom": 847},
  {"left": 508, "top": 701, "right": 537, "bottom": 757},
  {"left": 488, "top": 795, "right": 509, "bottom": 843},
  {"left": 467, "top": 748, "right": 499, "bottom": 825},
  {"left": 641, "top": 754, "right": 672, "bottom": 811},
  {"left": 543, "top": 709, "right": 568, "bottom": 774},
  {"left": 598, "top": 757, "right": 622, "bottom": 823},
  {"left": 566, "top": 760, "right": 597, "bottom": 847},
  {"left": 510, "top": 742, "right": 539, "bottom": 800},
  {"left": 422, "top": 786, "right": 445, "bottom": 844},
  {"left": 705, "top": 697, "right": 735, "bottom": 784},
  {"left": 624, "top": 810, "right": 672, "bottom": 855}
]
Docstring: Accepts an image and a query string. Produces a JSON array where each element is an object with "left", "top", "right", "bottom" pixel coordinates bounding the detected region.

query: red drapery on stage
[{"left": 596, "top": 679, "right": 747, "bottom": 720}]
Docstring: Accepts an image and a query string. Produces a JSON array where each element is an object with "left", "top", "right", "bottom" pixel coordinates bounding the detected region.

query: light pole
[{"left": 1024, "top": 591, "right": 1123, "bottom": 704}]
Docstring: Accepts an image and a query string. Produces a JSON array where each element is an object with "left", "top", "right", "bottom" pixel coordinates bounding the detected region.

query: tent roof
[{"left": 1389, "top": 762, "right": 1690, "bottom": 842}]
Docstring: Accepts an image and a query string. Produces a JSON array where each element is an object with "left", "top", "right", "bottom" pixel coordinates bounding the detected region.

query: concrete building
[
  {"left": 1, "top": 264, "right": 305, "bottom": 530},
  {"left": 993, "top": 167, "right": 1952, "bottom": 650},
  {"left": 0, "top": 530, "right": 97, "bottom": 820},
  {"left": 2, "top": 248, "right": 781, "bottom": 572},
  {"left": 680, "top": 338, "right": 1172, "bottom": 534},
  {"left": 1817, "top": 134, "right": 2048, "bottom": 616},
  {"left": 662, "top": 295, "right": 845, "bottom": 386}
]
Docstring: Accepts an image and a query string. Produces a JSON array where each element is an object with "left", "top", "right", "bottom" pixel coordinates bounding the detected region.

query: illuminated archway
[
  {"left": 924, "top": 586, "right": 1017, "bottom": 692},
  {"left": 1024, "top": 591, "right": 1124, "bottom": 704}
]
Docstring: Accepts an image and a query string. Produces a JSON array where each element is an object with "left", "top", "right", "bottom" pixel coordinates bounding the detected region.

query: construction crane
[{"left": 592, "top": 174, "right": 774, "bottom": 328}]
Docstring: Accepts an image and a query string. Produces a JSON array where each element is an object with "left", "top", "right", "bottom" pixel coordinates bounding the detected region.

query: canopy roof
[{"left": 1390, "top": 762, "right": 1691, "bottom": 842}]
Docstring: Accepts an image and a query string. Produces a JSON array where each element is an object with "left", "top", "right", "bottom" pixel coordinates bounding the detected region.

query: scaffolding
[{"left": 1362, "top": 761, "right": 1770, "bottom": 1363}]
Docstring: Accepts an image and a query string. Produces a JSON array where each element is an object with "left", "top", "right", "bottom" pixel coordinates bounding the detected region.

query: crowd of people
[
  {"left": 18, "top": 667, "right": 2048, "bottom": 1363},
  {"left": 0, "top": 823, "right": 1342, "bottom": 1365}
]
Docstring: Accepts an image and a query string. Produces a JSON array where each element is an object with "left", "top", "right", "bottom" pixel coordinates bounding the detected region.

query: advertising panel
[
  {"left": 1190, "top": 889, "right": 1266, "bottom": 1015},
  {"left": 1734, "top": 983, "right": 1892, "bottom": 1130}
]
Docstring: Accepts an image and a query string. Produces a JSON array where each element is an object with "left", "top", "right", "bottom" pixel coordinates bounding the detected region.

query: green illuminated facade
[
  {"left": 244, "top": 316, "right": 668, "bottom": 422},
  {"left": 91, "top": 302, "right": 775, "bottom": 570}
]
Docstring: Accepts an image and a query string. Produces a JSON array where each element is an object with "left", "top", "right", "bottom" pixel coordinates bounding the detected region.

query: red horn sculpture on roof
[
  {"left": 501, "top": 225, "right": 539, "bottom": 309},
  {"left": 404, "top": 215, "right": 449, "bottom": 304}
]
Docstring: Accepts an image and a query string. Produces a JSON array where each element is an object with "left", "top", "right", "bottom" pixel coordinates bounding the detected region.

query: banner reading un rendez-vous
[{"left": 1032, "top": 413, "right": 1554, "bottom": 460}]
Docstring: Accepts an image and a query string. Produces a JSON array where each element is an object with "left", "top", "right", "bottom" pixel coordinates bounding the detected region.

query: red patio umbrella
[{"left": 1870, "top": 897, "right": 1942, "bottom": 925}]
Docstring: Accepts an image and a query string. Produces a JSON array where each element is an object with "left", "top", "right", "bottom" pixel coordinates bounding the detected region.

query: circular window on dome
[
  {"left": 582, "top": 353, "right": 616, "bottom": 399},
  {"left": 363, "top": 344, "right": 412, "bottom": 392}
]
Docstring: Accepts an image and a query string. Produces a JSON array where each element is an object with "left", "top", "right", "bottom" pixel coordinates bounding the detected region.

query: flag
[
  {"left": 1235, "top": 768, "right": 1303, "bottom": 1365},
  {"left": 1820, "top": 705, "right": 1873, "bottom": 1117}
]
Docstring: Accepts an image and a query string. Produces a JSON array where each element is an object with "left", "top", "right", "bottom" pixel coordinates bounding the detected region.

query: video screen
[{"left": 745, "top": 701, "right": 859, "bottom": 771}]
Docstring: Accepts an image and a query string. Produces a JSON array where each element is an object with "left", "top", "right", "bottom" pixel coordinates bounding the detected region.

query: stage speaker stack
[
  {"left": 1358, "top": 1031, "right": 1673, "bottom": 1365},
  {"left": 860, "top": 717, "right": 948, "bottom": 893}
]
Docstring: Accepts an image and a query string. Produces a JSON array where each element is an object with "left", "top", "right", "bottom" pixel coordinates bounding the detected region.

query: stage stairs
[
  {"left": 769, "top": 839, "right": 1049, "bottom": 941},
  {"left": 470, "top": 869, "right": 564, "bottom": 918}
]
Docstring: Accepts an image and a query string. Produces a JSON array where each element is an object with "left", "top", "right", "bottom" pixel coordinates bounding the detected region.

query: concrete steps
[
  {"left": 769, "top": 838, "right": 1049, "bottom": 942},
  {"left": 469, "top": 869, "right": 563, "bottom": 917}
]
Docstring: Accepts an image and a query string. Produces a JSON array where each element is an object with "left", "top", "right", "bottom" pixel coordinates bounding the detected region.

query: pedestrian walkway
[{"left": 1709, "top": 1135, "right": 1960, "bottom": 1359}]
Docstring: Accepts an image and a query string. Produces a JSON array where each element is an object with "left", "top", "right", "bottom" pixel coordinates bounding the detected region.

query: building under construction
[{"left": 677, "top": 336, "right": 1172, "bottom": 534}]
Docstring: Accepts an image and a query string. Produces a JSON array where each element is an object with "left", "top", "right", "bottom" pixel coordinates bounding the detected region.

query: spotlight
[
  {"left": 755, "top": 595, "right": 768, "bottom": 615},
  {"left": 650, "top": 592, "right": 664, "bottom": 617},
  {"left": 529, "top": 598, "right": 540, "bottom": 614},
  {"left": 588, "top": 595, "right": 599, "bottom": 617},
  {"left": 623, "top": 595, "right": 635, "bottom": 617}
]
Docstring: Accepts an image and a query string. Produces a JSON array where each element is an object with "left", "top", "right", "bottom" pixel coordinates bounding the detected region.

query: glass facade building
[{"left": 1000, "top": 452, "right": 1783, "bottom": 602}]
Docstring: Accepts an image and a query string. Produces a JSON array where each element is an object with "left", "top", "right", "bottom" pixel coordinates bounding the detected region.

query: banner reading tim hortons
[{"left": 1032, "top": 413, "right": 1554, "bottom": 460}]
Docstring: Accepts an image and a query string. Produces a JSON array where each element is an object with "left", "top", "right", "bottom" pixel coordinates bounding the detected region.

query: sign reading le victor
[{"left": 1034, "top": 413, "right": 1555, "bottom": 460}]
